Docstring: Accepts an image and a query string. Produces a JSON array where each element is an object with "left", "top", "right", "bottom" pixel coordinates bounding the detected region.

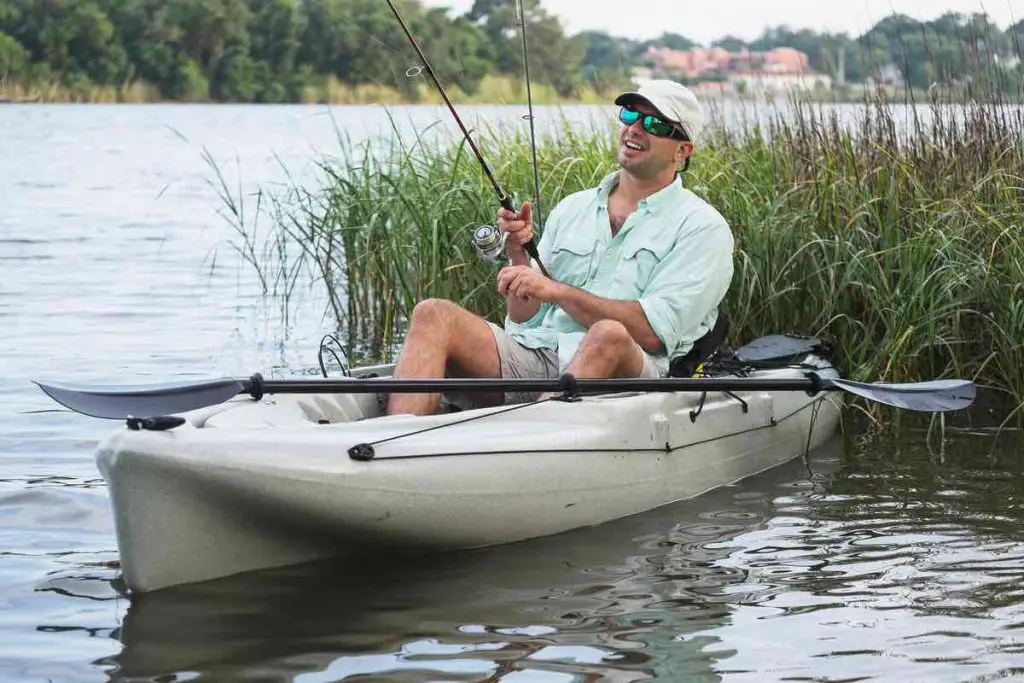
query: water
[{"left": 3, "top": 103, "right": 1024, "bottom": 682}]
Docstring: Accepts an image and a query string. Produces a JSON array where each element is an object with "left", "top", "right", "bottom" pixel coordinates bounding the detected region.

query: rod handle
[{"left": 499, "top": 196, "right": 551, "bottom": 279}]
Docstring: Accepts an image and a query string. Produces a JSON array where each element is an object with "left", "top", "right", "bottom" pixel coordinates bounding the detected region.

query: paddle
[{"left": 33, "top": 373, "right": 976, "bottom": 420}]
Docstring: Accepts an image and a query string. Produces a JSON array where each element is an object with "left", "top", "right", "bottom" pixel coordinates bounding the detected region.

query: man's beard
[{"left": 619, "top": 152, "right": 671, "bottom": 180}]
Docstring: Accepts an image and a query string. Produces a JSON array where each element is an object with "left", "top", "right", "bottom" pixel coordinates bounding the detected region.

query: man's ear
[{"left": 675, "top": 141, "right": 694, "bottom": 164}]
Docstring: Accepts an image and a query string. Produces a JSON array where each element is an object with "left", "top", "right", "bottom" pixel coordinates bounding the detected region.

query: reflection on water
[
  {"left": 104, "top": 442, "right": 843, "bottom": 683},
  {"left": 83, "top": 424, "right": 1024, "bottom": 683}
]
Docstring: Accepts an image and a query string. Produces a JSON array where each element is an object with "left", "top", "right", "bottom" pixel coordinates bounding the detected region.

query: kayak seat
[
  {"left": 668, "top": 311, "right": 728, "bottom": 378},
  {"left": 307, "top": 392, "right": 382, "bottom": 423},
  {"left": 201, "top": 392, "right": 381, "bottom": 428}
]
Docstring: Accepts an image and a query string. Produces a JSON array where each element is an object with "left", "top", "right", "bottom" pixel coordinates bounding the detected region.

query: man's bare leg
[
  {"left": 387, "top": 299, "right": 502, "bottom": 416},
  {"left": 563, "top": 319, "right": 646, "bottom": 379}
]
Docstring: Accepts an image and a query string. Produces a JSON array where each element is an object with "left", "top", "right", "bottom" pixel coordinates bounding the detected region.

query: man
[{"left": 386, "top": 79, "right": 734, "bottom": 416}]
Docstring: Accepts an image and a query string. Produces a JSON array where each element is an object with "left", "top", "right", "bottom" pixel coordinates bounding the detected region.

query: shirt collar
[{"left": 596, "top": 171, "right": 685, "bottom": 215}]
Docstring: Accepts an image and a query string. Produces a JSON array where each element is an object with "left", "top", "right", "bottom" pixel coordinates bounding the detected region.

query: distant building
[
  {"left": 644, "top": 46, "right": 732, "bottom": 81},
  {"left": 691, "top": 81, "right": 736, "bottom": 98},
  {"left": 730, "top": 72, "right": 833, "bottom": 97},
  {"left": 640, "top": 44, "right": 832, "bottom": 98},
  {"left": 760, "top": 48, "right": 809, "bottom": 75}
]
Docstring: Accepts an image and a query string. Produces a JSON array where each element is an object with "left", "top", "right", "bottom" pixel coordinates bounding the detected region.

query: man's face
[{"left": 617, "top": 102, "right": 693, "bottom": 180}]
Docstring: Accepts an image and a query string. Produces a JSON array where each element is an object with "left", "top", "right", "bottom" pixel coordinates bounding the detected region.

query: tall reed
[{"left": 226, "top": 96, "right": 1024, "bottom": 413}]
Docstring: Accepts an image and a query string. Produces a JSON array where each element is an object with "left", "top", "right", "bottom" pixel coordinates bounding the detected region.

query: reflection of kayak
[
  {"left": 109, "top": 439, "right": 845, "bottom": 682},
  {"left": 95, "top": 335, "right": 842, "bottom": 592}
]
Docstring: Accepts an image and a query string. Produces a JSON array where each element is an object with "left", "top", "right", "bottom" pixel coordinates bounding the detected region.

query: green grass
[{"left": 220, "top": 95, "right": 1024, "bottom": 416}]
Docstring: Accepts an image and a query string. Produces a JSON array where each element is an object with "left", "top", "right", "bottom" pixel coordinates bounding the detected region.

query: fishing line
[
  {"left": 516, "top": 0, "right": 544, "bottom": 229},
  {"left": 382, "top": 0, "right": 551, "bottom": 278},
  {"left": 305, "top": 0, "right": 550, "bottom": 275},
  {"left": 304, "top": 0, "right": 478, "bottom": 107}
]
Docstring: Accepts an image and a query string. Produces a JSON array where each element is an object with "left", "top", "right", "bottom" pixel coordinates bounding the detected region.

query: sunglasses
[{"left": 618, "top": 106, "right": 688, "bottom": 140}]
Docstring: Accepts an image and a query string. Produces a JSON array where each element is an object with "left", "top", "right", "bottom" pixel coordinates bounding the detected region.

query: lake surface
[{"left": 3, "top": 103, "right": 1024, "bottom": 682}]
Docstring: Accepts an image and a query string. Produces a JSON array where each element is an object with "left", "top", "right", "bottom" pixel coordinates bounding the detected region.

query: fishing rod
[
  {"left": 516, "top": 0, "right": 543, "bottom": 230},
  {"left": 382, "top": 0, "right": 551, "bottom": 278}
]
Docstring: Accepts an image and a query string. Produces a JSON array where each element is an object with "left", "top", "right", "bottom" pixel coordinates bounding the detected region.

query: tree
[
  {"left": 466, "top": 0, "right": 584, "bottom": 95},
  {"left": 644, "top": 32, "right": 697, "bottom": 52},
  {"left": 0, "top": 32, "right": 30, "bottom": 81},
  {"left": 712, "top": 35, "right": 746, "bottom": 52}
]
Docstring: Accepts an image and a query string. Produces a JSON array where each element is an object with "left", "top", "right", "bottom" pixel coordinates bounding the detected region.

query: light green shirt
[{"left": 504, "top": 171, "right": 735, "bottom": 376}]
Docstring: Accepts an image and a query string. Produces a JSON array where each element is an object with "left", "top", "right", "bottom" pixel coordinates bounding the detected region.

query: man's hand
[
  {"left": 497, "top": 201, "right": 533, "bottom": 265},
  {"left": 497, "top": 265, "right": 561, "bottom": 303}
]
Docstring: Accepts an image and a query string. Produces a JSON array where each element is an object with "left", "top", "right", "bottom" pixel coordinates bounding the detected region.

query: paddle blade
[
  {"left": 831, "top": 378, "right": 976, "bottom": 413},
  {"left": 33, "top": 378, "right": 248, "bottom": 420}
]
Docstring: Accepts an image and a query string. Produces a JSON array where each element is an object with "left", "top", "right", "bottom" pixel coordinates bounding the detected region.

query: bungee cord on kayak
[
  {"left": 317, "top": 333, "right": 350, "bottom": 378},
  {"left": 347, "top": 392, "right": 830, "bottom": 462}
]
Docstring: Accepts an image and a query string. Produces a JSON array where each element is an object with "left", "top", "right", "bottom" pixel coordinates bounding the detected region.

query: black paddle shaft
[
  {"left": 247, "top": 373, "right": 828, "bottom": 396},
  {"left": 34, "top": 371, "right": 975, "bottom": 420}
]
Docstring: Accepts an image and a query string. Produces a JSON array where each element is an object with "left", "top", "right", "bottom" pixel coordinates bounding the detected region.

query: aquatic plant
[{"left": 222, "top": 94, "right": 1024, "bottom": 413}]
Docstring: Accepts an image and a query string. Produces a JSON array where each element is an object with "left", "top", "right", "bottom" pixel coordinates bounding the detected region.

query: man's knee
[
  {"left": 581, "top": 319, "right": 634, "bottom": 354},
  {"left": 409, "top": 298, "right": 463, "bottom": 329}
]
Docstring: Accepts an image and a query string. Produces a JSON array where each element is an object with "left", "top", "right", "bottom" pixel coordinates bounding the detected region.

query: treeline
[
  {"left": 0, "top": 0, "right": 635, "bottom": 102},
  {"left": 1, "top": 0, "right": 1023, "bottom": 102}
]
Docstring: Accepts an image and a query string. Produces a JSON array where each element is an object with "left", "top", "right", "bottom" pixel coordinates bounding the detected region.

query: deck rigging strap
[
  {"left": 346, "top": 382, "right": 831, "bottom": 462},
  {"left": 348, "top": 396, "right": 562, "bottom": 461}
]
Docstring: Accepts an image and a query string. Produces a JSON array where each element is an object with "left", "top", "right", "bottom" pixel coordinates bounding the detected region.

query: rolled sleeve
[
  {"left": 637, "top": 222, "right": 734, "bottom": 359},
  {"left": 504, "top": 302, "right": 550, "bottom": 334}
]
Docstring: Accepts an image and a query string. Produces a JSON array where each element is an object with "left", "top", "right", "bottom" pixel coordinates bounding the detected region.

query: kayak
[{"left": 93, "top": 335, "right": 843, "bottom": 593}]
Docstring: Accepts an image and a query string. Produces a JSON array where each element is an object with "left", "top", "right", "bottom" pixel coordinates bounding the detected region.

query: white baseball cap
[{"left": 614, "top": 80, "right": 705, "bottom": 142}]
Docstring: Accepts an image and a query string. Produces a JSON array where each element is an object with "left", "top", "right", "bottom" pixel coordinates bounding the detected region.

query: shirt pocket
[
  {"left": 613, "top": 235, "right": 673, "bottom": 298},
  {"left": 549, "top": 234, "right": 597, "bottom": 288}
]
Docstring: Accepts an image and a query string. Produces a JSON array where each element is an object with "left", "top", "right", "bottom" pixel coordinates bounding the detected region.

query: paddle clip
[
  {"left": 556, "top": 373, "right": 582, "bottom": 402},
  {"left": 803, "top": 372, "right": 824, "bottom": 397},
  {"left": 246, "top": 373, "right": 266, "bottom": 401},
  {"left": 126, "top": 415, "right": 186, "bottom": 432}
]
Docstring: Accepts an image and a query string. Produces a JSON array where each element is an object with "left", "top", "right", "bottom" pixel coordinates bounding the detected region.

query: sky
[{"left": 422, "top": 0, "right": 1024, "bottom": 44}]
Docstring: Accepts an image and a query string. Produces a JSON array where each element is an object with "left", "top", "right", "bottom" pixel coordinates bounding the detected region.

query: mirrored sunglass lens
[
  {"left": 645, "top": 117, "right": 673, "bottom": 136},
  {"left": 619, "top": 107, "right": 640, "bottom": 124}
]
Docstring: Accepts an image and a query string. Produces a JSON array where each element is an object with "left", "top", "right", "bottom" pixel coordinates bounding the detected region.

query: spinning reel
[{"left": 471, "top": 224, "right": 509, "bottom": 265}]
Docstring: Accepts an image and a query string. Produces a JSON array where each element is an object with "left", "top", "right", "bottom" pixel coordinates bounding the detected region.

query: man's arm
[
  {"left": 500, "top": 218, "right": 735, "bottom": 359},
  {"left": 497, "top": 268, "right": 662, "bottom": 353},
  {"left": 551, "top": 286, "right": 663, "bottom": 354}
]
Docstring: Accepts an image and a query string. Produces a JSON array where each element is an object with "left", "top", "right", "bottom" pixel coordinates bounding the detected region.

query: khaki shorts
[{"left": 446, "top": 323, "right": 663, "bottom": 410}]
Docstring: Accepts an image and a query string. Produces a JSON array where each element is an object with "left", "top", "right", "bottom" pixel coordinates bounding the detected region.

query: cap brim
[{"left": 615, "top": 92, "right": 662, "bottom": 115}]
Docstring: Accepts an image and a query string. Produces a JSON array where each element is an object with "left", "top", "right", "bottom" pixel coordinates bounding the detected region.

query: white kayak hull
[{"left": 96, "top": 358, "right": 842, "bottom": 592}]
